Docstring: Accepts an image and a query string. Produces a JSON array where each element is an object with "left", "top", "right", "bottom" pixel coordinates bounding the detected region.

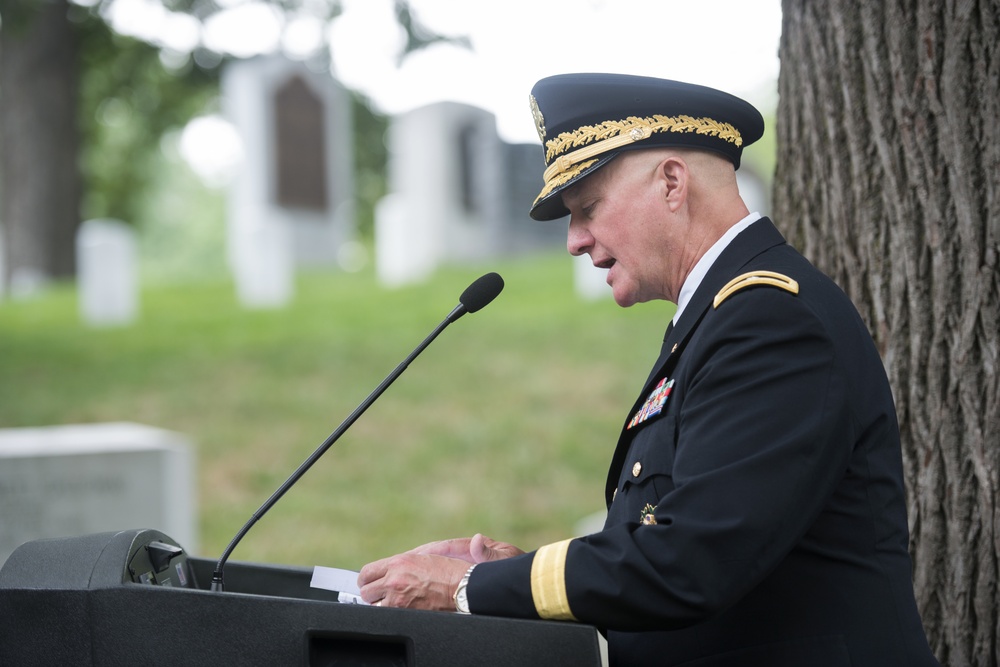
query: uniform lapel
[{"left": 604, "top": 218, "right": 787, "bottom": 506}]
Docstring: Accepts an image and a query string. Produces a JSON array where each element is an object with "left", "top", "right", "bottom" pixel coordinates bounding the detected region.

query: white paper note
[{"left": 310, "top": 565, "right": 369, "bottom": 605}]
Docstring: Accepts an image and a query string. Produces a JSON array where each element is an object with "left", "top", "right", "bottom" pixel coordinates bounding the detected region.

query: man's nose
[{"left": 566, "top": 218, "right": 592, "bottom": 257}]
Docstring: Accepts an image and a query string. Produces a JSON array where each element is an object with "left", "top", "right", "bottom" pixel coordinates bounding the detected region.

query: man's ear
[{"left": 657, "top": 156, "right": 688, "bottom": 213}]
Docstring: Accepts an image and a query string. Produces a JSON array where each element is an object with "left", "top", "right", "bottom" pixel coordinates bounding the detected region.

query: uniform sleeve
[
  {"left": 470, "top": 285, "right": 858, "bottom": 631},
  {"left": 468, "top": 539, "right": 579, "bottom": 621}
]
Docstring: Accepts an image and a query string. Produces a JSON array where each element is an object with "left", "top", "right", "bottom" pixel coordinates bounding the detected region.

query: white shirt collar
[{"left": 672, "top": 212, "right": 762, "bottom": 326}]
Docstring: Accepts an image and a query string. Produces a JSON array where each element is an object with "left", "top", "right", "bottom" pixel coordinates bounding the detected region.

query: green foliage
[
  {"left": 350, "top": 92, "right": 390, "bottom": 238},
  {"left": 69, "top": 0, "right": 426, "bottom": 238},
  {"left": 3, "top": 0, "right": 455, "bottom": 238},
  {"left": 77, "top": 14, "right": 219, "bottom": 225},
  {"left": 0, "top": 0, "right": 58, "bottom": 33},
  {"left": 0, "top": 256, "right": 674, "bottom": 568},
  {"left": 136, "top": 133, "right": 229, "bottom": 284}
]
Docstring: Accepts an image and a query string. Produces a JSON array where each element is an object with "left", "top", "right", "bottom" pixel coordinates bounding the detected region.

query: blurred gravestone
[
  {"left": 500, "top": 142, "right": 566, "bottom": 254},
  {"left": 221, "top": 55, "right": 355, "bottom": 307},
  {"left": 377, "top": 102, "right": 564, "bottom": 288},
  {"left": 574, "top": 254, "right": 613, "bottom": 301},
  {"left": 233, "top": 221, "right": 294, "bottom": 308},
  {"left": 376, "top": 102, "right": 504, "bottom": 286},
  {"left": 375, "top": 193, "right": 436, "bottom": 287},
  {"left": 76, "top": 218, "right": 138, "bottom": 326},
  {"left": 0, "top": 423, "right": 197, "bottom": 565}
]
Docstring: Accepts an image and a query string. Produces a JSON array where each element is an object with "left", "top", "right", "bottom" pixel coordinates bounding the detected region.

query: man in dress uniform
[{"left": 358, "top": 73, "right": 940, "bottom": 666}]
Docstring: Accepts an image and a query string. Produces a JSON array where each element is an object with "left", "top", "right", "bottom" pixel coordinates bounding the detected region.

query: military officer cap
[{"left": 528, "top": 73, "right": 765, "bottom": 221}]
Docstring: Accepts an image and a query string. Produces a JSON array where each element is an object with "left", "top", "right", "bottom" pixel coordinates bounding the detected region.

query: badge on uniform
[
  {"left": 627, "top": 378, "right": 675, "bottom": 429},
  {"left": 641, "top": 504, "right": 657, "bottom": 525}
]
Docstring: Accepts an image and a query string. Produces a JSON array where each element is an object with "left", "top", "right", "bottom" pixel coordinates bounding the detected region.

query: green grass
[{"left": 0, "top": 254, "right": 673, "bottom": 570}]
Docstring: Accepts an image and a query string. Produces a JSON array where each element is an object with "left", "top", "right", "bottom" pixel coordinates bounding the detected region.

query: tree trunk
[
  {"left": 774, "top": 1, "right": 1000, "bottom": 664},
  {"left": 0, "top": 0, "right": 81, "bottom": 291}
]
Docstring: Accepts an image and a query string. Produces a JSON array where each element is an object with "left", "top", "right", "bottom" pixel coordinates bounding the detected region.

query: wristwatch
[{"left": 453, "top": 564, "right": 477, "bottom": 614}]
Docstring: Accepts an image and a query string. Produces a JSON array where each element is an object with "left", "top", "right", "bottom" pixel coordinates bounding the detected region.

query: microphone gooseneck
[{"left": 210, "top": 273, "right": 504, "bottom": 592}]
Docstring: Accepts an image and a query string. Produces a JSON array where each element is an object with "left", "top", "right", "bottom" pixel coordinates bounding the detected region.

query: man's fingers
[
  {"left": 409, "top": 537, "right": 475, "bottom": 561},
  {"left": 357, "top": 556, "right": 392, "bottom": 588},
  {"left": 355, "top": 553, "right": 471, "bottom": 611}
]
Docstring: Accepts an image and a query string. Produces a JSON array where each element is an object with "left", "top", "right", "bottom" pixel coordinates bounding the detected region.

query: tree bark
[
  {"left": 0, "top": 0, "right": 82, "bottom": 290},
  {"left": 774, "top": 1, "right": 1000, "bottom": 664}
]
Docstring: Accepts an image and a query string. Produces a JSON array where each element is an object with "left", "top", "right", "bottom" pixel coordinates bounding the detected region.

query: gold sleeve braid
[{"left": 530, "top": 539, "right": 578, "bottom": 621}]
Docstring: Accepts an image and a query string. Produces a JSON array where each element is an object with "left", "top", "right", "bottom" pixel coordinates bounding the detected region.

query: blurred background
[{"left": 0, "top": 0, "right": 780, "bottom": 571}]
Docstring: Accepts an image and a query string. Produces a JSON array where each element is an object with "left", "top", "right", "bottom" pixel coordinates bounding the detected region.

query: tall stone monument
[
  {"left": 379, "top": 102, "right": 504, "bottom": 284},
  {"left": 222, "top": 55, "right": 355, "bottom": 307},
  {"left": 375, "top": 102, "right": 563, "bottom": 287}
]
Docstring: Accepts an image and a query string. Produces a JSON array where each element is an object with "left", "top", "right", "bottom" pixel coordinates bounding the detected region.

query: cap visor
[{"left": 529, "top": 154, "right": 618, "bottom": 221}]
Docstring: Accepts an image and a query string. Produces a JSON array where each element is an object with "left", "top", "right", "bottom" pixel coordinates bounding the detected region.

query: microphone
[
  {"left": 447, "top": 270, "right": 504, "bottom": 322},
  {"left": 210, "top": 272, "right": 505, "bottom": 592}
]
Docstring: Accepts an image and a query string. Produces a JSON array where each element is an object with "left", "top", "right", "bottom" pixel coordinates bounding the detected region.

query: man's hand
[
  {"left": 356, "top": 534, "right": 523, "bottom": 610},
  {"left": 357, "top": 552, "right": 469, "bottom": 610}
]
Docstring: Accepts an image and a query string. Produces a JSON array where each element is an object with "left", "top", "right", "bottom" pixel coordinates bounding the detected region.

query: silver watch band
[{"left": 454, "top": 564, "right": 477, "bottom": 614}]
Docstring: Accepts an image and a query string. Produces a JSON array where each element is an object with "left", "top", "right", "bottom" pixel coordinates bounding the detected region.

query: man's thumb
[{"left": 470, "top": 533, "right": 523, "bottom": 563}]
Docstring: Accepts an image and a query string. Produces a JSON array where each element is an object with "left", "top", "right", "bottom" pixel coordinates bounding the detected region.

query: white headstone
[
  {"left": 0, "top": 423, "right": 197, "bottom": 565},
  {"left": 574, "top": 254, "right": 612, "bottom": 300},
  {"left": 232, "top": 219, "right": 295, "bottom": 308},
  {"left": 222, "top": 54, "right": 355, "bottom": 308},
  {"left": 374, "top": 193, "right": 436, "bottom": 287},
  {"left": 377, "top": 102, "right": 505, "bottom": 287},
  {"left": 76, "top": 218, "right": 138, "bottom": 326}
]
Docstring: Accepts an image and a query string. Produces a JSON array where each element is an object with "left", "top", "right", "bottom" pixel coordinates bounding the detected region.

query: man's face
[{"left": 562, "top": 153, "right": 677, "bottom": 307}]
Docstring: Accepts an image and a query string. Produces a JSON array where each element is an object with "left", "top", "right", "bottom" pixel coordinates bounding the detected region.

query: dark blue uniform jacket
[{"left": 470, "top": 218, "right": 940, "bottom": 667}]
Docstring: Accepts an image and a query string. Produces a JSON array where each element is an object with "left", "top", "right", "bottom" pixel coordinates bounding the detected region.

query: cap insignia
[
  {"left": 713, "top": 271, "right": 800, "bottom": 308},
  {"left": 529, "top": 94, "right": 546, "bottom": 143}
]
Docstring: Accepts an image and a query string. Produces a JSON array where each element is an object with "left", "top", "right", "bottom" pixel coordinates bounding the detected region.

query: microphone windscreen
[{"left": 460, "top": 272, "right": 504, "bottom": 313}]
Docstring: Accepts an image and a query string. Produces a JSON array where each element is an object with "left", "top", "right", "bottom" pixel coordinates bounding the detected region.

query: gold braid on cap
[
  {"left": 533, "top": 114, "right": 742, "bottom": 206},
  {"left": 534, "top": 159, "right": 599, "bottom": 205}
]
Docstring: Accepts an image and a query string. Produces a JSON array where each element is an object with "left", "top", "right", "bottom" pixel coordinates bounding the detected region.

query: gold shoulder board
[{"left": 713, "top": 271, "right": 799, "bottom": 308}]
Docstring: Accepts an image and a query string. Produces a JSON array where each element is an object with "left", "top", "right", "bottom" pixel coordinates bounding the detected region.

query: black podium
[{"left": 0, "top": 529, "right": 602, "bottom": 666}]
